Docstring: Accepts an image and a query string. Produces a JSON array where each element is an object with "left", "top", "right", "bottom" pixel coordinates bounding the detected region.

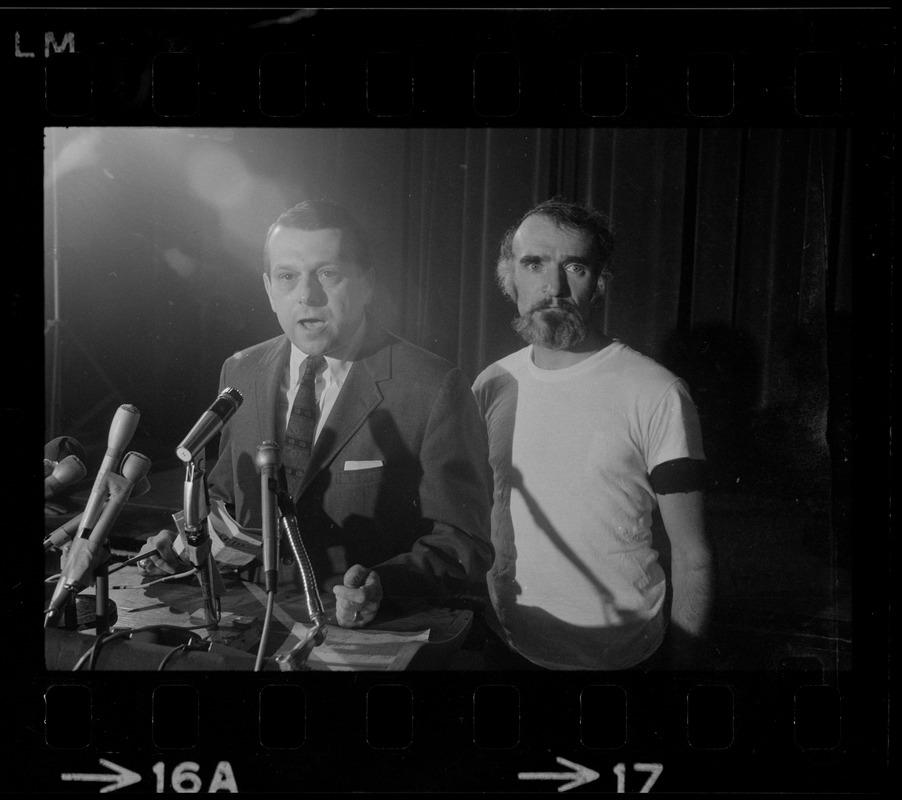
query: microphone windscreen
[
  {"left": 120, "top": 451, "right": 152, "bottom": 485},
  {"left": 44, "top": 455, "right": 88, "bottom": 499},
  {"left": 44, "top": 436, "right": 87, "bottom": 466},
  {"left": 77, "top": 405, "right": 140, "bottom": 537},
  {"left": 106, "top": 406, "right": 141, "bottom": 457},
  {"left": 130, "top": 475, "right": 151, "bottom": 500}
]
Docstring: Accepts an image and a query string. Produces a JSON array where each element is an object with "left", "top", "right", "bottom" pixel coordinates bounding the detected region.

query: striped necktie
[{"left": 283, "top": 354, "right": 324, "bottom": 498}]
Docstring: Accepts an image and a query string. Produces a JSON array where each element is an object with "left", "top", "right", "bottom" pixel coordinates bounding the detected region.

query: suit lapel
[
  {"left": 296, "top": 330, "right": 392, "bottom": 499},
  {"left": 254, "top": 337, "right": 290, "bottom": 447}
]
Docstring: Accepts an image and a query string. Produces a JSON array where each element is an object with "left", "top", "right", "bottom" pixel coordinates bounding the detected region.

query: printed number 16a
[
  {"left": 613, "top": 763, "right": 664, "bottom": 793},
  {"left": 152, "top": 762, "right": 238, "bottom": 793}
]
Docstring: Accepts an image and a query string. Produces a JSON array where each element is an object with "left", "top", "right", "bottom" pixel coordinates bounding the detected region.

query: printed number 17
[{"left": 613, "top": 763, "right": 664, "bottom": 793}]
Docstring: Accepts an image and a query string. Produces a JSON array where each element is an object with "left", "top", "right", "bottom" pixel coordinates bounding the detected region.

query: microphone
[
  {"left": 181, "top": 456, "right": 226, "bottom": 628},
  {"left": 45, "top": 451, "right": 152, "bottom": 625},
  {"left": 255, "top": 442, "right": 281, "bottom": 593},
  {"left": 272, "top": 466, "right": 327, "bottom": 671},
  {"left": 43, "top": 515, "right": 81, "bottom": 553},
  {"left": 43, "top": 475, "right": 151, "bottom": 553},
  {"left": 176, "top": 387, "right": 243, "bottom": 463},
  {"left": 44, "top": 455, "right": 87, "bottom": 499},
  {"left": 79, "top": 451, "right": 152, "bottom": 549},
  {"left": 131, "top": 474, "right": 152, "bottom": 500},
  {"left": 44, "top": 436, "right": 87, "bottom": 477},
  {"left": 76, "top": 405, "right": 140, "bottom": 542}
]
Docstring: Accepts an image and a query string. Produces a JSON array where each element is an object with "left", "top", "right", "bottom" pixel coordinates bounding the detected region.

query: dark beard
[{"left": 512, "top": 302, "right": 590, "bottom": 350}]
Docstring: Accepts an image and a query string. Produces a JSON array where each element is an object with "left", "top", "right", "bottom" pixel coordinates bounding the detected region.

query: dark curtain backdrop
[
  {"left": 399, "top": 128, "right": 849, "bottom": 521},
  {"left": 46, "top": 127, "right": 850, "bottom": 522}
]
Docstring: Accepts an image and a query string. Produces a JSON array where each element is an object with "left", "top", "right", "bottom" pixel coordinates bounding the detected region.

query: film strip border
[
  {"left": 6, "top": 8, "right": 893, "bottom": 125},
  {"left": 39, "top": 669, "right": 857, "bottom": 793},
  {"left": 9, "top": 7, "right": 892, "bottom": 795},
  {"left": 35, "top": 48, "right": 857, "bottom": 121}
]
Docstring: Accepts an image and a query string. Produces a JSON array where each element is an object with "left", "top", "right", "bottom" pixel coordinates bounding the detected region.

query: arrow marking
[
  {"left": 61, "top": 758, "right": 142, "bottom": 793},
  {"left": 519, "top": 756, "right": 601, "bottom": 792}
]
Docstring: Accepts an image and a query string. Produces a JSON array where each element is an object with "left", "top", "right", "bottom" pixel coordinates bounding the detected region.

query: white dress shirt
[{"left": 276, "top": 318, "right": 369, "bottom": 447}]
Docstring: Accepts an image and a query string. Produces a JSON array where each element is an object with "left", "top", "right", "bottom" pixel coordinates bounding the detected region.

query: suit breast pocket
[
  {"left": 332, "top": 466, "right": 386, "bottom": 524},
  {"left": 336, "top": 466, "right": 385, "bottom": 485}
]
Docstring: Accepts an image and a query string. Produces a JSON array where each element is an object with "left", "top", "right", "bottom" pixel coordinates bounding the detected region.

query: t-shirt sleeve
[{"left": 643, "top": 378, "right": 706, "bottom": 472}]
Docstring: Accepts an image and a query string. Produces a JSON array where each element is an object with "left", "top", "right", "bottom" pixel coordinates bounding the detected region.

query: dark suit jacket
[{"left": 207, "top": 322, "right": 494, "bottom": 602}]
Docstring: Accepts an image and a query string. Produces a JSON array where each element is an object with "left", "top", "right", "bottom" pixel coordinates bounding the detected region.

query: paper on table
[
  {"left": 170, "top": 498, "right": 262, "bottom": 568},
  {"left": 302, "top": 624, "right": 430, "bottom": 671},
  {"left": 244, "top": 581, "right": 430, "bottom": 671}
]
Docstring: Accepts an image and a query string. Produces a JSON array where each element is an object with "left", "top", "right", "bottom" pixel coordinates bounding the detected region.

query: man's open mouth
[{"left": 299, "top": 319, "right": 327, "bottom": 330}]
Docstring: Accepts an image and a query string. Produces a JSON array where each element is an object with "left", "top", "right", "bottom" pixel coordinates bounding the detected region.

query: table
[{"left": 44, "top": 565, "right": 475, "bottom": 671}]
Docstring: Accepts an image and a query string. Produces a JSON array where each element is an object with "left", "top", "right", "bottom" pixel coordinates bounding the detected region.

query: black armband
[{"left": 649, "top": 458, "right": 707, "bottom": 494}]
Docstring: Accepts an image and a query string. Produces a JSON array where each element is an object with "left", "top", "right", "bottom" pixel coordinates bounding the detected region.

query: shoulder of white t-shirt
[
  {"left": 608, "top": 342, "right": 684, "bottom": 388},
  {"left": 473, "top": 346, "right": 530, "bottom": 386}
]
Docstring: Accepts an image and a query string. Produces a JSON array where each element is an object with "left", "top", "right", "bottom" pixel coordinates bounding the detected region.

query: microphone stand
[
  {"left": 93, "top": 558, "right": 112, "bottom": 636},
  {"left": 45, "top": 545, "right": 113, "bottom": 633},
  {"left": 253, "top": 442, "right": 281, "bottom": 672},
  {"left": 274, "top": 467, "right": 327, "bottom": 672},
  {"left": 45, "top": 452, "right": 150, "bottom": 629},
  {"left": 182, "top": 452, "right": 222, "bottom": 630}
]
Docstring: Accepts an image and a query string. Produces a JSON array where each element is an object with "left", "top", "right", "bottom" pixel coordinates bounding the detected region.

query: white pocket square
[{"left": 344, "top": 460, "right": 383, "bottom": 471}]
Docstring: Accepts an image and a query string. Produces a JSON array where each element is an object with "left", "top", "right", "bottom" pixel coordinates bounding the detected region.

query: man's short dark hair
[
  {"left": 263, "top": 199, "right": 372, "bottom": 272},
  {"left": 496, "top": 197, "right": 614, "bottom": 304}
]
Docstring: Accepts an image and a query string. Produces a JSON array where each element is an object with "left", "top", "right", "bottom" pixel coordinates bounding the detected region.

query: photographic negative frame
[{"left": 8, "top": 6, "right": 892, "bottom": 794}]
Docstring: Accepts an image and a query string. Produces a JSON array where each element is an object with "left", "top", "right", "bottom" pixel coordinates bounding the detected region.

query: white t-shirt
[{"left": 472, "top": 342, "right": 705, "bottom": 670}]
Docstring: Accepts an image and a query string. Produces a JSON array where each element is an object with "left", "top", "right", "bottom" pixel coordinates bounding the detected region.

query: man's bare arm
[{"left": 657, "top": 490, "right": 714, "bottom": 668}]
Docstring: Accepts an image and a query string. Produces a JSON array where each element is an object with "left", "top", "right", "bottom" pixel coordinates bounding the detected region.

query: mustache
[
  {"left": 512, "top": 297, "right": 590, "bottom": 351},
  {"left": 526, "top": 298, "right": 581, "bottom": 315}
]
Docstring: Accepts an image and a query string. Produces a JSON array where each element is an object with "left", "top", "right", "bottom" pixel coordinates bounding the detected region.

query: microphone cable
[
  {"left": 70, "top": 623, "right": 211, "bottom": 671},
  {"left": 253, "top": 589, "right": 276, "bottom": 672},
  {"left": 156, "top": 633, "right": 207, "bottom": 671}
]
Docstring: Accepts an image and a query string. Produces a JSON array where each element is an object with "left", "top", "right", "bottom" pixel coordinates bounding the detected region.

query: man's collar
[{"left": 288, "top": 315, "right": 371, "bottom": 383}]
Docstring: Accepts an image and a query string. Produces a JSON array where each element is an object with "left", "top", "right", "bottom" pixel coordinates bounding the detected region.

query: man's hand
[
  {"left": 332, "top": 565, "right": 383, "bottom": 628},
  {"left": 137, "top": 529, "right": 192, "bottom": 577}
]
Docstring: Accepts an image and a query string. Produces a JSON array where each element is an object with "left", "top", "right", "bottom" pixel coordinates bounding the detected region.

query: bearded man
[{"left": 472, "top": 198, "right": 713, "bottom": 671}]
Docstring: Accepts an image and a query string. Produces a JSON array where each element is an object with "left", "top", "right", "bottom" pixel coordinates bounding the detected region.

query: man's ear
[
  {"left": 590, "top": 269, "right": 609, "bottom": 306},
  {"left": 497, "top": 260, "right": 518, "bottom": 303}
]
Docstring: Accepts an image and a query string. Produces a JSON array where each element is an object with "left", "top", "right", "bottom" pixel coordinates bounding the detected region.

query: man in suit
[{"left": 144, "top": 200, "right": 493, "bottom": 629}]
